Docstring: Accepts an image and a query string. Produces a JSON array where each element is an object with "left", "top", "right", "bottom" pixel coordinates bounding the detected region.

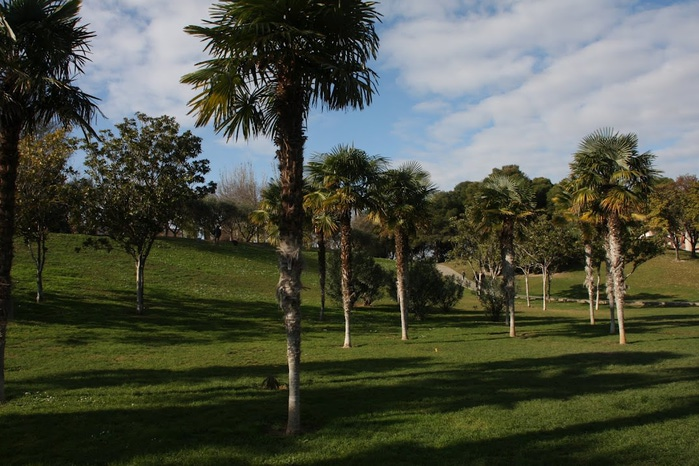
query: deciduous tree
[
  {"left": 82, "top": 113, "right": 214, "bottom": 314},
  {"left": 16, "top": 127, "right": 76, "bottom": 303}
]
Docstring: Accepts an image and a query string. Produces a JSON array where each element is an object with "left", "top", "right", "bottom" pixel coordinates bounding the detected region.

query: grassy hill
[{"left": 2, "top": 234, "right": 698, "bottom": 465}]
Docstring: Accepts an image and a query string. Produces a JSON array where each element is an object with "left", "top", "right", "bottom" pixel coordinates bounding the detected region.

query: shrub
[
  {"left": 477, "top": 275, "right": 506, "bottom": 322},
  {"left": 390, "top": 259, "right": 464, "bottom": 319}
]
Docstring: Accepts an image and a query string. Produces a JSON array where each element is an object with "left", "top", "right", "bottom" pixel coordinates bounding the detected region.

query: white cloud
[
  {"left": 379, "top": 0, "right": 699, "bottom": 189},
  {"left": 74, "top": 0, "right": 699, "bottom": 191}
]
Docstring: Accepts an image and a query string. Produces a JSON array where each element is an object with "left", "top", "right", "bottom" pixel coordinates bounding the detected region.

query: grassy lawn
[{"left": 2, "top": 235, "right": 699, "bottom": 465}]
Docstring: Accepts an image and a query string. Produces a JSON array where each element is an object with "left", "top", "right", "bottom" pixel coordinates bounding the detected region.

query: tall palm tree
[
  {"left": 368, "top": 161, "right": 435, "bottom": 340},
  {"left": 0, "top": 0, "right": 98, "bottom": 403},
  {"left": 568, "top": 128, "right": 658, "bottom": 345},
  {"left": 306, "top": 144, "right": 387, "bottom": 348},
  {"left": 181, "top": 0, "right": 380, "bottom": 434},
  {"left": 472, "top": 172, "right": 535, "bottom": 338}
]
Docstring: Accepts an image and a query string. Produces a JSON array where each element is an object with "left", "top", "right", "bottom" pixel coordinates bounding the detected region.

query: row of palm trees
[{"left": 306, "top": 145, "right": 435, "bottom": 346}]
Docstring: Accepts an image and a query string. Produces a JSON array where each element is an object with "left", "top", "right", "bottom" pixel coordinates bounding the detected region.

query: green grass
[{"left": 2, "top": 234, "right": 699, "bottom": 465}]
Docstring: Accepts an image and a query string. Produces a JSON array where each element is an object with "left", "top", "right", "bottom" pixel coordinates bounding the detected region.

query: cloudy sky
[{"left": 76, "top": 0, "right": 699, "bottom": 191}]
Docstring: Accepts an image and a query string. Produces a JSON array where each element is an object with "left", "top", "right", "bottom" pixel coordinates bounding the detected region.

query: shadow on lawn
[
  {"left": 13, "top": 290, "right": 283, "bottom": 345},
  {"left": 4, "top": 349, "right": 697, "bottom": 464}
]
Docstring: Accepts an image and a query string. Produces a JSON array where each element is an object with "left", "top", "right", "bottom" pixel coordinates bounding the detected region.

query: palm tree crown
[
  {"left": 568, "top": 127, "right": 658, "bottom": 220},
  {"left": 182, "top": 0, "right": 380, "bottom": 141},
  {"left": 0, "top": 0, "right": 98, "bottom": 134}
]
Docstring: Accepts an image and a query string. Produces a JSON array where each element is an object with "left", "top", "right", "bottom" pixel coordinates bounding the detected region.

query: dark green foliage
[
  {"left": 437, "top": 274, "right": 465, "bottom": 312},
  {"left": 327, "top": 248, "right": 388, "bottom": 307},
  {"left": 390, "top": 259, "right": 464, "bottom": 319}
]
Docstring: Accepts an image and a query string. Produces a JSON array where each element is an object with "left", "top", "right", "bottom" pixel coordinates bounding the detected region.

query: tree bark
[
  {"left": 339, "top": 210, "right": 353, "bottom": 348},
  {"left": 607, "top": 215, "right": 627, "bottom": 344},
  {"left": 0, "top": 126, "right": 20, "bottom": 403},
  {"left": 501, "top": 219, "right": 516, "bottom": 337},
  {"left": 584, "top": 241, "right": 595, "bottom": 325},
  {"left": 541, "top": 265, "right": 548, "bottom": 311},
  {"left": 395, "top": 229, "right": 409, "bottom": 340},
  {"left": 275, "top": 74, "right": 306, "bottom": 435}
]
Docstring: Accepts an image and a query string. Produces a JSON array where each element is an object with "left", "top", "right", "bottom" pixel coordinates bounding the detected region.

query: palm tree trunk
[
  {"left": 501, "top": 220, "right": 516, "bottom": 337},
  {"left": 607, "top": 215, "right": 627, "bottom": 344},
  {"left": 275, "top": 78, "right": 306, "bottom": 436},
  {"left": 0, "top": 126, "right": 20, "bottom": 403},
  {"left": 339, "top": 210, "right": 353, "bottom": 348},
  {"left": 584, "top": 241, "right": 595, "bottom": 325},
  {"left": 605, "top": 258, "right": 616, "bottom": 334},
  {"left": 395, "top": 229, "right": 409, "bottom": 340}
]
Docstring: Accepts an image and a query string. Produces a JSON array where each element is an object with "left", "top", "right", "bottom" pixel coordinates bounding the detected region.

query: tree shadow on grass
[
  {"left": 3, "top": 350, "right": 697, "bottom": 464},
  {"left": 13, "top": 290, "right": 284, "bottom": 345}
]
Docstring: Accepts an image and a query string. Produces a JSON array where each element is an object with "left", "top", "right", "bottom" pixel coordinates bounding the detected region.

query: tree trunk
[
  {"left": 136, "top": 255, "right": 146, "bottom": 315},
  {"left": 541, "top": 265, "right": 548, "bottom": 311},
  {"left": 33, "top": 229, "right": 48, "bottom": 303},
  {"left": 501, "top": 220, "right": 516, "bottom": 337},
  {"left": 605, "top": 257, "right": 616, "bottom": 335},
  {"left": 584, "top": 241, "right": 595, "bottom": 325},
  {"left": 523, "top": 270, "right": 530, "bottom": 308},
  {"left": 275, "top": 75, "right": 307, "bottom": 435},
  {"left": 607, "top": 216, "right": 627, "bottom": 344},
  {"left": 0, "top": 127, "right": 20, "bottom": 403},
  {"left": 317, "top": 228, "right": 326, "bottom": 321},
  {"left": 339, "top": 210, "right": 353, "bottom": 348},
  {"left": 395, "top": 229, "right": 409, "bottom": 340}
]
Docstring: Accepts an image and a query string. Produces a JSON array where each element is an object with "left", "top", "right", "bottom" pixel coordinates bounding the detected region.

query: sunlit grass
[{"left": 2, "top": 234, "right": 698, "bottom": 465}]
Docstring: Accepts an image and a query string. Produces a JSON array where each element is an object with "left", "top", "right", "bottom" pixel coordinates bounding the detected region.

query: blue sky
[{"left": 76, "top": 0, "right": 699, "bottom": 191}]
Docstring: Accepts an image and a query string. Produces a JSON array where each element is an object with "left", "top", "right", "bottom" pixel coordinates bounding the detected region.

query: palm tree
[
  {"left": 303, "top": 187, "right": 338, "bottom": 321},
  {"left": 368, "top": 162, "right": 435, "bottom": 340},
  {"left": 568, "top": 128, "right": 658, "bottom": 345},
  {"left": 0, "top": 0, "right": 98, "bottom": 403},
  {"left": 181, "top": 0, "right": 380, "bottom": 435},
  {"left": 306, "top": 144, "right": 387, "bottom": 348},
  {"left": 472, "top": 172, "right": 535, "bottom": 337}
]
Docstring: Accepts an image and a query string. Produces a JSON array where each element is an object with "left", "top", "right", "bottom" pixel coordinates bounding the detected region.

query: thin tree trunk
[
  {"left": 541, "top": 265, "right": 548, "bottom": 311},
  {"left": 339, "top": 211, "right": 353, "bottom": 348},
  {"left": 136, "top": 255, "right": 146, "bottom": 315},
  {"left": 523, "top": 270, "right": 530, "bottom": 308},
  {"left": 395, "top": 230, "right": 409, "bottom": 340},
  {"left": 28, "top": 229, "right": 48, "bottom": 303},
  {"left": 0, "top": 127, "right": 20, "bottom": 403},
  {"left": 584, "top": 241, "right": 595, "bottom": 325},
  {"left": 607, "top": 216, "right": 627, "bottom": 344},
  {"left": 35, "top": 232, "right": 46, "bottom": 303},
  {"left": 317, "top": 228, "right": 326, "bottom": 321}
]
